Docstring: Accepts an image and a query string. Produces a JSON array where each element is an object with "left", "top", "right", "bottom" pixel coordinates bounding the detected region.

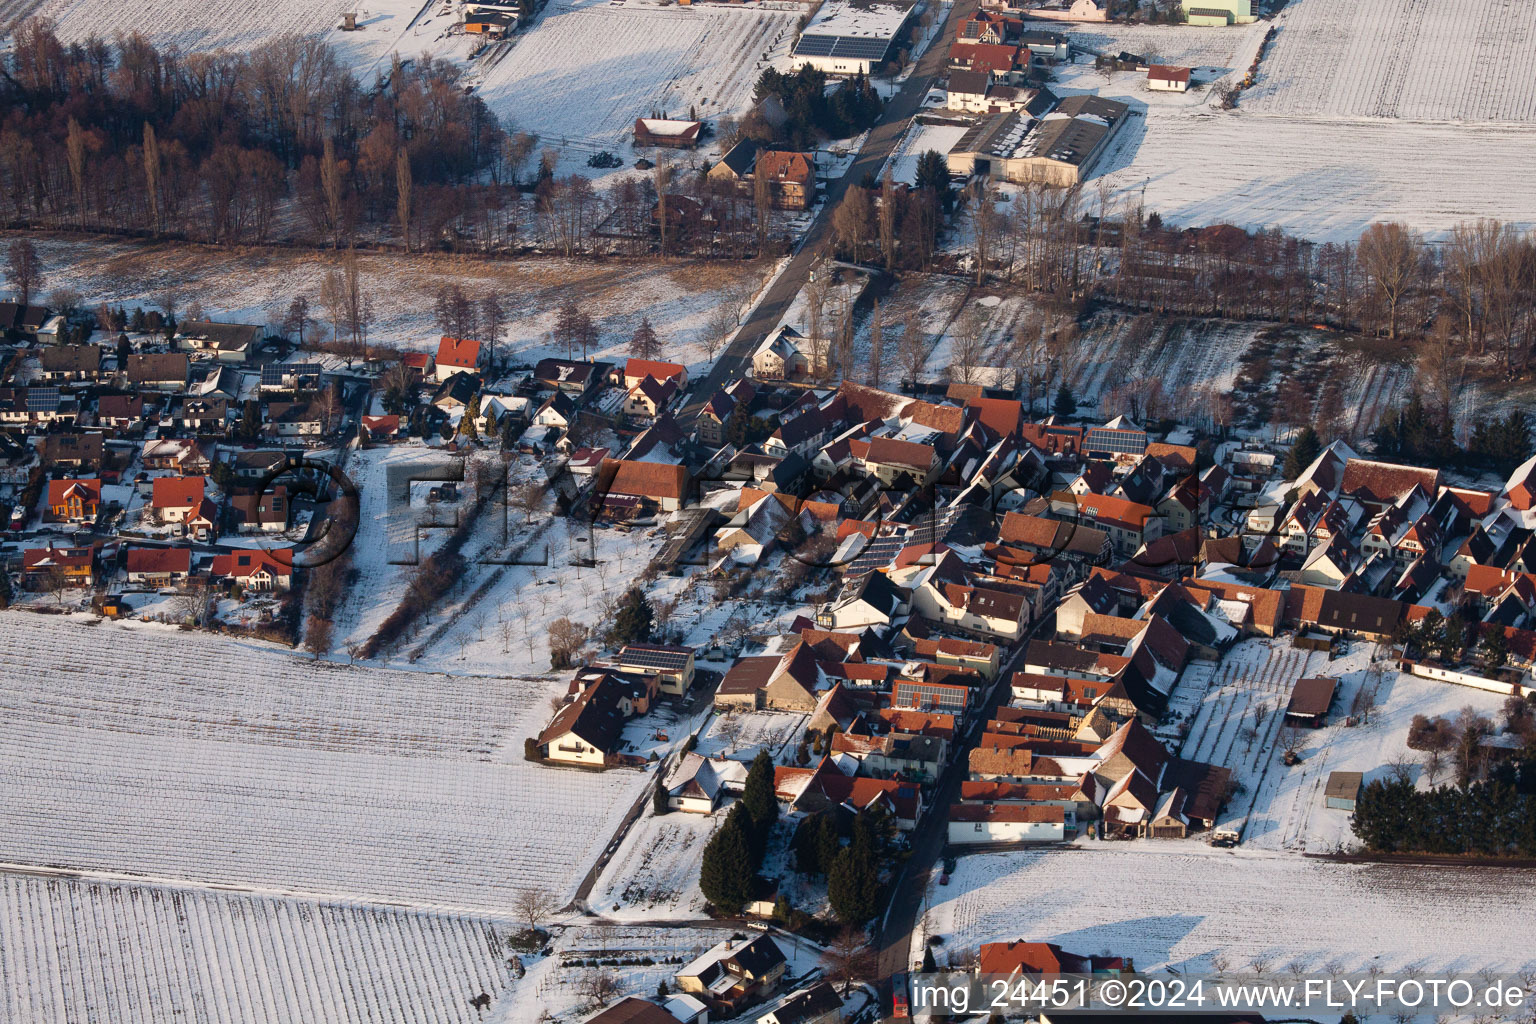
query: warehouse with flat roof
[{"left": 791, "top": 0, "right": 918, "bottom": 74}]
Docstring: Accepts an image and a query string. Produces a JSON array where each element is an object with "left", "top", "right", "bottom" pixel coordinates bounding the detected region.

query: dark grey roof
[
  {"left": 770, "top": 983, "right": 842, "bottom": 1024},
  {"left": 716, "top": 138, "right": 760, "bottom": 177},
  {"left": 179, "top": 320, "right": 261, "bottom": 351}
]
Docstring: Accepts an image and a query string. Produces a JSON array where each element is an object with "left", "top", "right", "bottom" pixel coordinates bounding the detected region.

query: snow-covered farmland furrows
[
  {"left": 477, "top": 2, "right": 796, "bottom": 150},
  {"left": 1243, "top": 0, "right": 1536, "bottom": 123},
  {"left": 0, "top": 612, "right": 648, "bottom": 910},
  {"left": 1099, "top": 110, "right": 1536, "bottom": 242},
  {"left": 1069, "top": 317, "right": 1256, "bottom": 405},
  {"left": 1344, "top": 360, "right": 1412, "bottom": 438},
  {"left": 35, "top": 0, "right": 354, "bottom": 50},
  {"left": 926, "top": 847, "right": 1536, "bottom": 974},
  {"left": 0, "top": 874, "right": 515, "bottom": 1024}
]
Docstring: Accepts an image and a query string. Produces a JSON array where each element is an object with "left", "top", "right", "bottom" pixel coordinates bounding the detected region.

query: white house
[{"left": 948, "top": 802, "right": 1065, "bottom": 843}]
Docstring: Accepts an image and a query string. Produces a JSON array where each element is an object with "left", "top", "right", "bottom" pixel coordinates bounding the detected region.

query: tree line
[
  {"left": 1351, "top": 755, "right": 1536, "bottom": 858},
  {"left": 0, "top": 21, "right": 522, "bottom": 248}
]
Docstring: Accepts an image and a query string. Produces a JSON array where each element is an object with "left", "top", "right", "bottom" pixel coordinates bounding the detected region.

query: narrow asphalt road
[
  {"left": 873, "top": 609, "right": 1057, "bottom": 1002},
  {"left": 681, "top": 0, "right": 978, "bottom": 420}
]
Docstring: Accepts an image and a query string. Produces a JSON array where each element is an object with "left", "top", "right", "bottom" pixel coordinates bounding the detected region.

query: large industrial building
[{"left": 790, "top": 0, "right": 919, "bottom": 75}]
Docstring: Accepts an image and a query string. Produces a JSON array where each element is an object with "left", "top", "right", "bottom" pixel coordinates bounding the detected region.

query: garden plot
[
  {"left": 695, "top": 709, "right": 810, "bottom": 761},
  {"left": 0, "top": 611, "right": 649, "bottom": 912},
  {"left": 476, "top": 0, "right": 798, "bottom": 170},
  {"left": 919, "top": 845, "right": 1536, "bottom": 974},
  {"left": 587, "top": 810, "right": 716, "bottom": 921},
  {"left": 503, "top": 925, "right": 745, "bottom": 1024},
  {"left": 1242, "top": 0, "right": 1536, "bottom": 123},
  {"left": 1342, "top": 359, "right": 1414, "bottom": 440},
  {"left": 0, "top": 873, "right": 518, "bottom": 1024},
  {"left": 1173, "top": 637, "right": 1512, "bottom": 855}
]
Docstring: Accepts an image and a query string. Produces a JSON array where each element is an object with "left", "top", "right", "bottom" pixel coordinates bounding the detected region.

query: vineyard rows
[
  {"left": 0, "top": 873, "right": 515, "bottom": 1024},
  {"left": 0, "top": 612, "right": 649, "bottom": 911}
]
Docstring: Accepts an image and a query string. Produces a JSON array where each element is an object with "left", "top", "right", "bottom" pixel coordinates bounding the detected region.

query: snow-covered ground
[
  {"left": 1169, "top": 638, "right": 1511, "bottom": 855},
  {"left": 587, "top": 810, "right": 716, "bottom": 921},
  {"left": 475, "top": 0, "right": 798, "bottom": 177},
  {"left": 5, "top": 234, "right": 767, "bottom": 379},
  {"left": 883, "top": 120, "right": 971, "bottom": 185},
  {"left": 0, "top": 611, "right": 650, "bottom": 912},
  {"left": 0, "top": 872, "right": 518, "bottom": 1024},
  {"left": 918, "top": 845, "right": 1536, "bottom": 974},
  {"left": 1242, "top": 0, "right": 1536, "bottom": 122}
]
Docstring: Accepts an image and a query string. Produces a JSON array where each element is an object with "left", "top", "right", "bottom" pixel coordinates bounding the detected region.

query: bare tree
[
  {"left": 1357, "top": 221, "right": 1421, "bottom": 339},
  {"left": 6, "top": 239, "right": 41, "bottom": 306},
  {"left": 480, "top": 293, "right": 505, "bottom": 373},
  {"left": 143, "top": 121, "right": 163, "bottom": 233},
  {"left": 898, "top": 310, "right": 928, "bottom": 388},
  {"left": 704, "top": 304, "right": 737, "bottom": 363},
  {"left": 513, "top": 481, "right": 546, "bottom": 523},
  {"left": 821, "top": 927, "right": 876, "bottom": 995},
  {"left": 514, "top": 885, "right": 557, "bottom": 933},
  {"left": 868, "top": 299, "right": 884, "bottom": 387},
  {"left": 395, "top": 147, "right": 413, "bottom": 251}
]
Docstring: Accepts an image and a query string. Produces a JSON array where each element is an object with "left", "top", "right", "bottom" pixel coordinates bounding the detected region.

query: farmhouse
[
  {"left": 594, "top": 458, "right": 691, "bottom": 513},
  {"left": 633, "top": 118, "right": 702, "bottom": 148},
  {"left": 434, "top": 336, "right": 483, "bottom": 380},
  {"left": 948, "top": 801, "right": 1065, "bottom": 843},
  {"left": 790, "top": 0, "right": 918, "bottom": 75}
]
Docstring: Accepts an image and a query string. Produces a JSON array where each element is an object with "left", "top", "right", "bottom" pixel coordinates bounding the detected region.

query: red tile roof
[
  {"left": 151, "top": 475, "right": 206, "bottom": 510},
  {"left": 125, "top": 546, "right": 191, "bottom": 574},
  {"left": 435, "top": 336, "right": 481, "bottom": 370}
]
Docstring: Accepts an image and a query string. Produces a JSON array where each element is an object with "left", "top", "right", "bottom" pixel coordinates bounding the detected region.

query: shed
[
  {"left": 1324, "top": 770, "right": 1362, "bottom": 811},
  {"left": 1285, "top": 676, "right": 1336, "bottom": 728}
]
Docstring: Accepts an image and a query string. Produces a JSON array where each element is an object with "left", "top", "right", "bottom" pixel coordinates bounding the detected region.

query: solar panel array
[
  {"left": 792, "top": 33, "right": 894, "bottom": 61},
  {"left": 617, "top": 645, "right": 692, "bottom": 672},
  {"left": 1083, "top": 426, "right": 1148, "bottom": 456},
  {"left": 26, "top": 388, "right": 60, "bottom": 413},
  {"left": 843, "top": 534, "right": 906, "bottom": 576},
  {"left": 261, "top": 363, "right": 323, "bottom": 386}
]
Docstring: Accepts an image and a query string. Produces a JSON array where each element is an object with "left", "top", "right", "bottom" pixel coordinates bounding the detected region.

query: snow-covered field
[
  {"left": 1242, "top": 0, "right": 1536, "bottom": 122},
  {"left": 476, "top": 0, "right": 798, "bottom": 173},
  {"left": 920, "top": 845, "right": 1536, "bottom": 973},
  {"left": 0, "top": 873, "right": 517, "bottom": 1024},
  {"left": 15, "top": 0, "right": 462, "bottom": 74},
  {"left": 1069, "top": 315, "right": 1258, "bottom": 412},
  {"left": 1050, "top": 19, "right": 1267, "bottom": 73},
  {"left": 6, "top": 234, "right": 766, "bottom": 378},
  {"left": 0, "top": 612, "right": 649, "bottom": 911}
]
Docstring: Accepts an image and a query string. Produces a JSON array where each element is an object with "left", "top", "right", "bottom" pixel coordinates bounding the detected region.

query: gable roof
[
  {"left": 597, "top": 458, "right": 690, "bottom": 502},
  {"left": 755, "top": 150, "right": 814, "bottom": 185},
  {"left": 210, "top": 549, "right": 293, "bottom": 580},
  {"left": 151, "top": 475, "right": 206, "bottom": 510},
  {"left": 125, "top": 546, "right": 191, "bottom": 574},
  {"left": 436, "top": 336, "right": 481, "bottom": 369}
]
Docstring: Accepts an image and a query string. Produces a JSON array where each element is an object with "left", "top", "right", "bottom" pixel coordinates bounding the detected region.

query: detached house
[
  {"left": 125, "top": 352, "right": 190, "bottom": 390},
  {"left": 753, "top": 325, "right": 814, "bottom": 379},
  {"left": 210, "top": 549, "right": 294, "bottom": 591},
  {"left": 39, "top": 345, "right": 102, "bottom": 382},
  {"left": 151, "top": 476, "right": 217, "bottom": 541},
  {"left": 754, "top": 151, "right": 817, "bottom": 210},
  {"left": 676, "top": 935, "right": 788, "bottom": 1014},
  {"left": 536, "top": 674, "right": 629, "bottom": 766},
  {"left": 434, "top": 336, "right": 484, "bottom": 381},
  {"left": 175, "top": 320, "right": 261, "bottom": 363},
  {"left": 230, "top": 486, "right": 290, "bottom": 533},
  {"left": 125, "top": 546, "right": 192, "bottom": 586},
  {"left": 23, "top": 546, "right": 95, "bottom": 587},
  {"left": 47, "top": 478, "right": 101, "bottom": 523}
]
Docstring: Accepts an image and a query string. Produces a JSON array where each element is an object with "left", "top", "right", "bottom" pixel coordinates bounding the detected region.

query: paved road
[
  {"left": 872, "top": 609, "right": 1057, "bottom": 1004},
  {"left": 680, "top": 0, "right": 977, "bottom": 420}
]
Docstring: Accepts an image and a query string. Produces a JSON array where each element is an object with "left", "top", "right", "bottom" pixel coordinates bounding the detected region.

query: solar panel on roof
[
  {"left": 619, "top": 646, "right": 691, "bottom": 671},
  {"left": 263, "top": 362, "right": 322, "bottom": 385},
  {"left": 844, "top": 534, "right": 905, "bottom": 576},
  {"left": 260, "top": 365, "right": 284, "bottom": 385},
  {"left": 26, "top": 388, "right": 60, "bottom": 413},
  {"left": 792, "top": 33, "right": 893, "bottom": 60},
  {"left": 1083, "top": 427, "right": 1147, "bottom": 456}
]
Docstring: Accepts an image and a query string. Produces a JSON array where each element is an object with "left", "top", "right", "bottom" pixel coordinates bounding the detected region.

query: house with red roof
[
  {"left": 47, "top": 478, "right": 100, "bottom": 523},
  {"left": 622, "top": 358, "right": 688, "bottom": 390},
  {"left": 210, "top": 549, "right": 293, "bottom": 591},
  {"left": 433, "top": 336, "right": 483, "bottom": 381},
  {"left": 23, "top": 545, "right": 96, "bottom": 586},
  {"left": 125, "top": 546, "right": 192, "bottom": 585},
  {"left": 150, "top": 476, "right": 211, "bottom": 536}
]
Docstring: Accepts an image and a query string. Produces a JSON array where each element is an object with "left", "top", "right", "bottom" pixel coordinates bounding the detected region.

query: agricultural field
[
  {"left": 8, "top": 0, "right": 459, "bottom": 74},
  {"left": 1242, "top": 0, "right": 1536, "bottom": 122},
  {"left": 918, "top": 844, "right": 1536, "bottom": 974},
  {"left": 1069, "top": 314, "right": 1260, "bottom": 417},
  {"left": 1050, "top": 19, "right": 1268, "bottom": 73},
  {"left": 0, "top": 612, "right": 650, "bottom": 912},
  {"left": 475, "top": 0, "right": 799, "bottom": 175},
  {"left": 0, "top": 873, "right": 517, "bottom": 1024}
]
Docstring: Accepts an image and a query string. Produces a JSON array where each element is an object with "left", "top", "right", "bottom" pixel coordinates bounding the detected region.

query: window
[{"left": 974, "top": 823, "right": 983, "bottom": 832}]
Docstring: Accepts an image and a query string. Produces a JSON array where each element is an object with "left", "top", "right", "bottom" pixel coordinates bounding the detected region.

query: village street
[{"left": 680, "top": 0, "right": 979, "bottom": 421}]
